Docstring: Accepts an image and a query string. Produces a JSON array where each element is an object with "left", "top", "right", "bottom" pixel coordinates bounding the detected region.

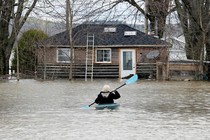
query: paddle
[{"left": 83, "top": 74, "right": 138, "bottom": 109}]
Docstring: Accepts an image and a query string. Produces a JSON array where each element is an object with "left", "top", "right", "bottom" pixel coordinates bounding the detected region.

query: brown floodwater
[{"left": 0, "top": 79, "right": 210, "bottom": 140}]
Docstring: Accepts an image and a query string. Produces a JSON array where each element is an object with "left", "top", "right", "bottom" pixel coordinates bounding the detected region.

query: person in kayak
[{"left": 95, "top": 85, "right": 121, "bottom": 105}]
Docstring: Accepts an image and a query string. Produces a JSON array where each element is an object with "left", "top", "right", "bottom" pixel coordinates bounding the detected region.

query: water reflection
[{"left": 0, "top": 80, "right": 210, "bottom": 139}]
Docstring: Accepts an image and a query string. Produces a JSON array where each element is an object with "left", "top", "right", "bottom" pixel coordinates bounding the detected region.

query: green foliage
[{"left": 12, "top": 29, "right": 48, "bottom": 73}]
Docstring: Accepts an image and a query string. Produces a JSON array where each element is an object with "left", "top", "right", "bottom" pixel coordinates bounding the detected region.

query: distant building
[{"left": 166, "top": 35, "right": 187, "bottom": 61}]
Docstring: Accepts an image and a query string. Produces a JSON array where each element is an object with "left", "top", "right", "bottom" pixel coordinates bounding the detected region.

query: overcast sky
[
  {"left": 29, "top": 0, "right": 178, "bottom": 25},
  {"left": 29, "top": 0, "right": 146, "bottom": 25}
]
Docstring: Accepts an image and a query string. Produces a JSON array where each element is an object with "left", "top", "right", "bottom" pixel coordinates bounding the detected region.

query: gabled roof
[{"left": 38, "top": 24, "right": 170, "bottom": 47}]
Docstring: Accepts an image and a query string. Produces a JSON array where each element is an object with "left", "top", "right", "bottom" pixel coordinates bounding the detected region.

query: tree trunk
[
  {"left": 144, "top": 0, "right": 149, "bottom": 34},
  {"left": 206, "top": 28, "right": 210, "bottom": 61},
  {"left": 175, "top": 0, "right": 210, "bottom": 80},
  {"left": 124, "top": 0, "right": 170, "bottom": 38},
  {"left": 66, "top": 0, "right": 73, "bottom": 80},
  {"left": 0, "top": 0, "right": 38, "bottom": 76},
  {"left": 0, "top": 37, "right": 12, "bottom": 75},
  {"left": 147, "top": 0, "right": 170, "bottom": 38},
  {"left": 175, "top": 0, "right": 209, "bottom": 60},
  {"left": 0, "top": 48, "right": 8, "bottom": 75},
  {"left": 205, "top": 15, "right": 210, "bottom": 61}
]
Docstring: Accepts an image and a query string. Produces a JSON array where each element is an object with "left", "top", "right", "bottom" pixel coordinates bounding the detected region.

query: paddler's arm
[
  {"left": 111, "top": 90, "right": 121, "bottom": 99},
  {"left": 95, "top": 93, "right": 102, "bottom": 104}
]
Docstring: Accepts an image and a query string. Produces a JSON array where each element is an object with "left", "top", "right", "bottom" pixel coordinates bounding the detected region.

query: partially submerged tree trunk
[{"left": 66, "top": 0, "right": 73, "bottom": 80}]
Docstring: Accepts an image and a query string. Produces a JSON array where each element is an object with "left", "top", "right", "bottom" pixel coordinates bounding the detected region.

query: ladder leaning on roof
[{"left": 85, "top": 34, "right": 94, "bottom": 81}]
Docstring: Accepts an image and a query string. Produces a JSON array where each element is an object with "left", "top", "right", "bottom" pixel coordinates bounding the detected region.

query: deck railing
[{"left": 36, "top": 64, "right": 119, "bottom": 79}]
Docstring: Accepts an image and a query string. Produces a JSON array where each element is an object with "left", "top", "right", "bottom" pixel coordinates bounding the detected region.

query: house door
[{"left": 120, "top": 49, "right": 136, "bottom": 78}]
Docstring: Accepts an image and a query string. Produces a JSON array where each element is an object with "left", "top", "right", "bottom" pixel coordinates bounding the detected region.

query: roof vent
[
  {"left": 124, "top": 31, "right": 137, "bottom": 36},
  {"left": 104, "top": 27, "right": 116, "bottom": 33}
]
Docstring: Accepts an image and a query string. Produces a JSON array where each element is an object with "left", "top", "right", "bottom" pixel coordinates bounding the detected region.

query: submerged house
[{"left": 36, "top": 24, "right": 171, "bottom": 80}]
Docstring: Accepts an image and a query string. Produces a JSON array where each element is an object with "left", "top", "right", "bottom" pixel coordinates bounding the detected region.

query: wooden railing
[
  {"left": 136, "top": 63, "right": 157, "bottom": 79},
  {"left": 36, "top": 63, "right": 159, "bottom": 80},
  {"left": 136, "top": 63, "right": 156, "bottom": 73},
  {"left": 36, "top": 64, "right": 119, "bottom": 79}
]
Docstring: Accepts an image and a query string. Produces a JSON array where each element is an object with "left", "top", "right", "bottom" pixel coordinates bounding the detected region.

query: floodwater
[{"left": 0, "top": 79, "right": 210, "bottom": 140}]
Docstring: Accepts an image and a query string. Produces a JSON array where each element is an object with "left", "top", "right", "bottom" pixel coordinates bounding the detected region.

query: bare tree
[
  {"left": 175, "top": 0, "right": 210, "bottom": 79},
  {"left": 0, "top": 0, "right": 38, "bottom": 76},
  {"left": 175, "top": 0, "right": 210, "bottom": 60},
  {"left": 118, "top": 0, "right": 175, "bottom": 38}
]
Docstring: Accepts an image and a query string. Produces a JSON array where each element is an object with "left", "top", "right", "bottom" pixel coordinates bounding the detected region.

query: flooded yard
[{"left": 0, "top": 79, "right": 210, "bottom": 140}]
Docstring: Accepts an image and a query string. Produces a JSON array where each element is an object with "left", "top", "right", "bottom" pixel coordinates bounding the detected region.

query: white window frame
[
  {"left": 56, "top": 48, "right": 71, "bottom": 63},
  {"left": 124, "top": 31, "right": 137, "bottom": 36},
  {"left": 96, "top": 48, "right": 112, "bottom": 63},
  {"left": 104, "top": 27, "right": 116, "bottom": 33}
]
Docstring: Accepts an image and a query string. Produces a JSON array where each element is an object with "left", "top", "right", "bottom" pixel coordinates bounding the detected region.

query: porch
[{"left": 36, "top": 62, "right": 165, "bottom": 80}]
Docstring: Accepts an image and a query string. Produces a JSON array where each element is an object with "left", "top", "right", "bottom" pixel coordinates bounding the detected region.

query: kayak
[{"left": 95, "top": 103, "right": 120, "bottom": 110}]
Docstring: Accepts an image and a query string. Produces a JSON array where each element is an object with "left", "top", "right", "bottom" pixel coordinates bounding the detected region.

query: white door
[{"left": 120, "top": 49, "right": 136, "bottom": 78}]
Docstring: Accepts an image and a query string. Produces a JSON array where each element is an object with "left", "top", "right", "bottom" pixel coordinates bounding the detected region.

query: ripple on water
[{"left": 0, "top": 80, "right": 210, "bottom": 140}]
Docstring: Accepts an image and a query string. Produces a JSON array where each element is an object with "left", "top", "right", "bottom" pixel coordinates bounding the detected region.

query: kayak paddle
[
  {"left": 82, "top": 102, "right": 95, "bottom": 109},
  {"left": 82, "top": 74, "right": 138, "bottom": 109},
  {"left": 114, "top": 74, "right": 138, "bottom": 91}
]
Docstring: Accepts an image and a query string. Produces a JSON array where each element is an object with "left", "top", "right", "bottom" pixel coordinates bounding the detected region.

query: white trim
[
  {"left": 95, "top": 48, "right": 112, "bottom": 63},
  {"left": 56, "top": 48, "right": 71, "bottom": 63},
  {"left": 120, "top": 49, "right": 136, "bottom": 78},
  {"left": 104, "top": 27, "right": 116, "bottom": 32},
  {"left": 124, "top": 31, "right": 137, "bottom": 36}
]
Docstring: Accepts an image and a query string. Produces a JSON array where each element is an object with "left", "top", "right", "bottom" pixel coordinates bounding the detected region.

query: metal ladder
[{"left": 85, "top": 34, "right": 94, "bottom": 81}]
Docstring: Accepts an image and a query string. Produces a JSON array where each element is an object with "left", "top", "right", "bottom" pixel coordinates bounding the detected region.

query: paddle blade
[
  {"left": 82, "top": 102, "right": 95, "bottom": 109},
  {"left": 125, "top": 74, "right": 138, "bottom": 85},
  {"left": 82, "top": 105, "right": 90, "bottom": 109}
]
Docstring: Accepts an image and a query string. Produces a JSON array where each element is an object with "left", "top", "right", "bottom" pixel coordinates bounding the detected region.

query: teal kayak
[{"left": 95, "top": 103, "right": 120, "bottom": 110}]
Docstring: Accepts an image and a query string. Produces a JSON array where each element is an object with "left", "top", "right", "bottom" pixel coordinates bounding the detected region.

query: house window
[
  {"left": 124, "top": 31, "right": 137, "bottom": 36},
  {"left": 57, "top": 48, "right": 71, "bottom": 63},
  {"left": 96, "top": 49, "right": 111, "bottom": 63},
  {"left": 104, "top": 27, "right": 116, "bottom": 32}
]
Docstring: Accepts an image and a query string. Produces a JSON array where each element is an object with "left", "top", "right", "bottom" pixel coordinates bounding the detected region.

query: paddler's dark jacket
[{"left": 95, "top": 91, "right": 120, "bottom": 104}]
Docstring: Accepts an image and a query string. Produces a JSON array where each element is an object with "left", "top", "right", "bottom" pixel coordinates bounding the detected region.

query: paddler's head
[
  {"left": 102, "top": 85, "right": 110, "bottom": 92},
  {"left": 101, "top": 85, "right": 110, "bottom": 98}
]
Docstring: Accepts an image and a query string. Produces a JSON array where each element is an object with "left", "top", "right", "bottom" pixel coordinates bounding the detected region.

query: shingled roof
[{"left": 38, "top": 24, "right": 170, "bottom": 47}]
